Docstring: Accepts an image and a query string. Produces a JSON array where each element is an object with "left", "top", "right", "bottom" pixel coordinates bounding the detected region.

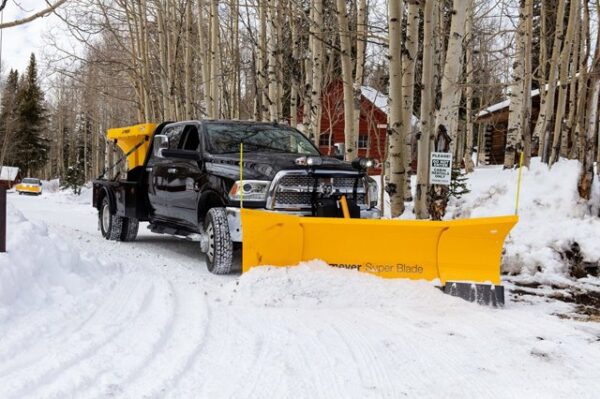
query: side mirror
[
  {"left": 161, "top": 149, "right": 202, "bottom": 161},
  {"left": 154, "top": 134, "right": 169, "bottom": 157}
]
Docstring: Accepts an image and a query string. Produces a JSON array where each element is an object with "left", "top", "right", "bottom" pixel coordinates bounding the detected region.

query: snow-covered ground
[{"left": 1, "top": 162, "right": 600, "bottom": 398}]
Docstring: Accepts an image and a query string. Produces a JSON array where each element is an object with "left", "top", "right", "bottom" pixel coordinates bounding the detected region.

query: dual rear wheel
[{"left": 99, "top": 197, "right": 139, "bottom": 242}]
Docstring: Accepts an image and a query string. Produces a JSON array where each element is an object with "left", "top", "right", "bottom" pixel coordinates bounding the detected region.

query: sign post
[
  {"left": 0, "top": 187, "right": 5, "bottom": 253},
  {"left": 429, "top": 152, "right": 453, "bottom": 186}
]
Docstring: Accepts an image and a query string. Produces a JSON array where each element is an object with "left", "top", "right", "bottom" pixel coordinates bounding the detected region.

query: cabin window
[
  {"left": 319, "top": 133, "right": 332, "bottom": 147},
  {"left": 358, "top": 134, "right": 369, "bottom": 149}
]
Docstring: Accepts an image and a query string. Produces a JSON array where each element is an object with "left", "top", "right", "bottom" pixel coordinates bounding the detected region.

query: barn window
[
  {"left": 319, "top": 133, "right": 332, "bottom": 146},
  {"left": 358, "top": 134, "right": 369, "bottom": 149}
]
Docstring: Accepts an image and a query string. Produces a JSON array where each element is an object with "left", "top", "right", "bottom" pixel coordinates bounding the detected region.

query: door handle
[{"left": 167, "top": 168, "right": 177, "bottom": 174}]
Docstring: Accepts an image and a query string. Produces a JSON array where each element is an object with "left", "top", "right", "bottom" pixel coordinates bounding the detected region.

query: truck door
[
  {"left": 147, "top": 124, "right": 185, "bottom": 219},
  {"left": 164, "top": 124, "right": 205, "bottom": 229}
]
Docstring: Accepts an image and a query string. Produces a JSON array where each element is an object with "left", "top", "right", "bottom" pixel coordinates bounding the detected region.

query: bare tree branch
[{"left": 0, "top": 0, "right": 68, "bottom": 29}]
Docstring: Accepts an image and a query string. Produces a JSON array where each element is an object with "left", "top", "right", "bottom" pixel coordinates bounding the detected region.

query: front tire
[{"left": 204, "top": 207, "right": 233, "bottom": 274}]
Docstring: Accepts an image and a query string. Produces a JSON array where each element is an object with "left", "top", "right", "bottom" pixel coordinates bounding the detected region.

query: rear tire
[
  {"left": 204, "top": 207, "right": 233, "bottom": 274},
  {"left": 99, "top": 197, "right": 124, "bottom": 240},
  {"left": 120, "top": 217, "right": 139, "bottom": 242},
  {"left": 99, "top": 196, "right": 138, "bottom": 242}
]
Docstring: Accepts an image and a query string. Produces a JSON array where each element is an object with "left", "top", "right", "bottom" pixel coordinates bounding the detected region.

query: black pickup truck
[{"left": 93, "top": 120, "right": 380, "bottom": 274}]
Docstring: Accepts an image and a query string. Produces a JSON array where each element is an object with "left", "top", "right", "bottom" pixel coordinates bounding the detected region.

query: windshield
[
  {"left": 205, "top": 123, "right": 320, "bottom": 155},
  {"left": 23, "top": 178, "right": 40, "bottom": 184}
]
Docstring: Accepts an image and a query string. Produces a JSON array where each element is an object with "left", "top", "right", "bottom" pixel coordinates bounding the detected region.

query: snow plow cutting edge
[{"left": 241, "top": 209, "right": 518, "bottom": 306}]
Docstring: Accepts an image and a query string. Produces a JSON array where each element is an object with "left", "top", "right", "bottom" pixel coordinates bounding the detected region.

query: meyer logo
[{"left": 329, "top": 262, "right": 424, "bottom": 274}]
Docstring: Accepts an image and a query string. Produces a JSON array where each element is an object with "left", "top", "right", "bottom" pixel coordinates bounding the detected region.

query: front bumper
[{"left": 225, "top": 206, "right": 381, "bottom": 243}]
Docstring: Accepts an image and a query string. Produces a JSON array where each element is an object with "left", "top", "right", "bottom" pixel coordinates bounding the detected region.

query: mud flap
[{"left": 443, "top": 282, "right": 505, "bottom": 307}]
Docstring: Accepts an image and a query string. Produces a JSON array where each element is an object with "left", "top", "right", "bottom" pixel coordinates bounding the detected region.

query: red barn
[{"left": 299, "top": 81, "right": 418, "bottom": 174}]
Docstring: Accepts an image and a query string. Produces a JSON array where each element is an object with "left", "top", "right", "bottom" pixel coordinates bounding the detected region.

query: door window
[
  {"left": 180, "top": 125, "right": 200, "bottom": 151},
  {"left": 164, "top": 125, "right": 185, "bottom": 149}
]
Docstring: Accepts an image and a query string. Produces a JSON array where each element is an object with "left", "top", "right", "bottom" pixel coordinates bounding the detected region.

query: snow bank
[
  {"left": 50, "top": 184, "right": 93, "bottom": 205},
  {"left": 447, "top": 159, "right": 600, "bottom": 282},
  {"left": 0, "top": 205, "right": 118, "bottom": 320}
]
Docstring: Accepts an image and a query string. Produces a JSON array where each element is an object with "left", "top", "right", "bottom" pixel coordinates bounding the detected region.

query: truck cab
[{"left": 93, "top": 121, "right": 380, "bottom": 274}]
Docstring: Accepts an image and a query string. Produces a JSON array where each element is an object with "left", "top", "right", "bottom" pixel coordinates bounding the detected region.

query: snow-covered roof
[
  {"left": 477, "top": 89, "right": 541, "bottom": 118},
  {"left": 361, "top": 86, "right": 419, "bottom": 127},
  {"left": 0, "top": 166, "right": 19, "bottom": 181}
]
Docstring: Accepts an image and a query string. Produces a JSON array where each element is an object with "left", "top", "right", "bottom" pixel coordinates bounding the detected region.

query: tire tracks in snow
[{"left": 0, "top": 274, "right": 155, "bottom": 398}]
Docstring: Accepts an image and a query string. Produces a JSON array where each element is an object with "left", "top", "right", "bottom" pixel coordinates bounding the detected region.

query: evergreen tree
[
  {"left": 0, "top": 69, "right": 20, "bottom": 167},
  {"left": 15, "top": 54, "right": 49, "bottom": 176}
]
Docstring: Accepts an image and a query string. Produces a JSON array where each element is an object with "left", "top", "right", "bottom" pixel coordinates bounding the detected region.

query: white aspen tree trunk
[
  {"left": 267, "top": 0, "right": 280, "bottom": 122},
  {"left": 167, "top": 0, "right": 178, "bottom": 120},
  {"left": 533, "top": 0, "right": 566, "bottom": 162},
  {"left": 335, "top": 0, "right": 357, "bottom": 161},
  {"left": 301, "top": 3, "right": 314, "bottom": 133},
  {"left": 464, "top": 4, "right": 475, "bottom": 173},
  {"left": 504, "top": 0, "right": 528, "bottom": 169},
  {"left": 386, "top": 0, "right": 405, "bottom": 217},
  {"left": 184, "top": 0, "right": 192, "bottom": 120},
  {"left": 197, "top": 0, "right": 211, "bottom": 117},
  {"left": 435, "top": 0, "right": 471, "bottom": 165},
  {"left": 415, "top": 0, "right": 435, "bottom": 219},
  {"left": 429, "top": 0, "right": 471, "bottom": 220},
  {"left": 309, "top": 0, "right": 324, "bottom": 142},
  {"left": 578, "top": 79, "right": 599, "bottom": 199},
  {"left": 539, "top": 0, "right": 547, "bottom": 86},
  {"left": 232, "top": 0, "right": 240, "bottom": 119},
  {"left": 209, "top": 0, "right": 220, "bottom": 119},
  {"left": 276, "top": 3, "right": 284, "bottom": 119},
  {"left": 353, "top": 0, "right": 367, "bottom": 162},
  {"left": 549, "top": 0, "right": 578, "bottom": 166},
  {"left": 573, "top": 4, "right": 589, "bottom": 162},
  {"left": 289, "top": 2, "right": 299, "bottom": 127},
  {"left": 123, "top": 0, "right": 145, "bottom": 121},
  {"left": 565, "top": 16, "right": 581, "bottom": 159},
  {"left": 257, "top": 0, "right": 268, "bottom": 120},
  {"left": 401, "top": 2, "right": 420, "bottom": 201},
  {"left": 521, "top": 0, "right": 533, "bottom": 167}
]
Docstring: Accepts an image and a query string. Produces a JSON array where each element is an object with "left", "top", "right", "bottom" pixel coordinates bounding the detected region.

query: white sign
[{"left": 429, "top": 152, "right": 453, "bottom": 185}]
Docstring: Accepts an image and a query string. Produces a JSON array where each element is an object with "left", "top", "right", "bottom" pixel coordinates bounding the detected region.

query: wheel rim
[
  {"left": 102, "top": 203, "right": 111, "bottom": 233},
  {"left": 206, "top": 223, "right": 215, "bottom": 263}
]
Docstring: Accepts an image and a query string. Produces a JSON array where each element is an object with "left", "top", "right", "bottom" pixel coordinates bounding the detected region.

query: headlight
[
  {"left": 366, "top": 177, "right": 378, "bottom": 208},
  {"left": 229, "top": 180, "right": 270, "bottom": 202},
  {"left": 295, "top": 156, "right": 323, "bottom": 166},
  {"left": 352, "top": 157, "right": 376, "bottom": 170}
]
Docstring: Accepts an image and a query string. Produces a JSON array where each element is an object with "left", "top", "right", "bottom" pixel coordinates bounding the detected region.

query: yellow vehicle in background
[{"left": 16, "top": 178, "right": 42, "bottom": 195}]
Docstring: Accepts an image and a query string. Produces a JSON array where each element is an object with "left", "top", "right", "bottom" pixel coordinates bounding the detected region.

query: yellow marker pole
[
  {"left": 515, "top": 151, "right": 524, "bottom": 215},
  {"left": 239, "top": 142, "right": 244, "bottom": 208},
  {"left": 340, "top": 195, "right": 350, "bottom": 219}
]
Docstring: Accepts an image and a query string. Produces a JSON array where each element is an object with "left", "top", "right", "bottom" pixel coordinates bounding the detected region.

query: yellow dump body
[
  {"left": 241, "top": 209, "right": 518, "bottom": 285},
  {"left": 107, "top": 123, "right": 157, "bottom": 170}
]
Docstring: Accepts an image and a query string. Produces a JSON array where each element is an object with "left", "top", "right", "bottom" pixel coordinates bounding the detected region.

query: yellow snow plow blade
[
  {"left": 241, "top": 209, "right": 518, "bottom": 285},
  {"left": 107, "top": 123, "right": 157, "bottom": 170}
]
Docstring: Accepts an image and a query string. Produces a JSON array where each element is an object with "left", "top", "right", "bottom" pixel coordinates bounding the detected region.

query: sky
[{"left": 1, "top": 0, "right": 61, "bottom": 75}]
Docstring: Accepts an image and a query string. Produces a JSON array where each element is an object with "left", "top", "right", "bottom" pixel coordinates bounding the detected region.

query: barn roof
[
  {"left": 0, "top": 166, "right": 20, "bottom": 181},
  {"left": 360, "top": 86, "right": 420, "bottom": 127}
]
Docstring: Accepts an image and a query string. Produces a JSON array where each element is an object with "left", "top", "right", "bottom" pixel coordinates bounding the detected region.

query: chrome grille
[{"left": 270, "top": 172, "right": 367, "bottom": 209}]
